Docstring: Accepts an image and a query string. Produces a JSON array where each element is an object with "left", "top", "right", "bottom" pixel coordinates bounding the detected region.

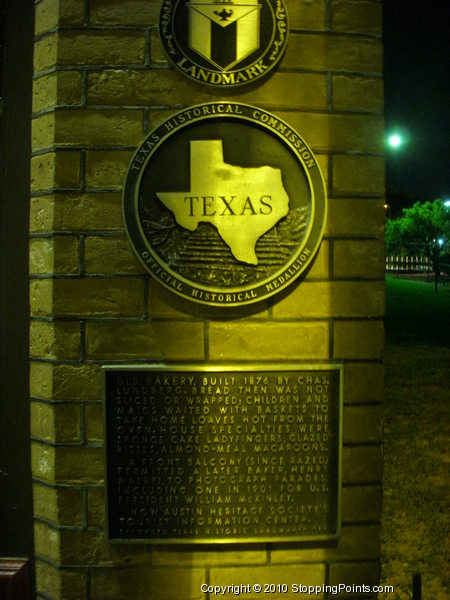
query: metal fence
[{"left": 386, "top": 255, "right": 433, "bottom": 272}]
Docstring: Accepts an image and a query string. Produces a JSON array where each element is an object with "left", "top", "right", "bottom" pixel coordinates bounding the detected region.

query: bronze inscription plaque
[
  {"left": 104, "top": 365, "right": 342, "bottom": 543},
  {"left": 122, "top": 102, "right": 327, "bottom": 307}
]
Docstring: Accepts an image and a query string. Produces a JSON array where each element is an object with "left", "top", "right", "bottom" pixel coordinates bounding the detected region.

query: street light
[
  {"left": 386, "top": 128, "right": 409, "bottom": 150},
  {"left": 388, "top": 133, "right": 403, "bottom": 148}
]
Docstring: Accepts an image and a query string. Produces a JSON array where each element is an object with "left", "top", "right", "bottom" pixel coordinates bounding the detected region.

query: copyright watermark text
[{"left": 201, "top": 583, "right": 395, "bottom": 595}]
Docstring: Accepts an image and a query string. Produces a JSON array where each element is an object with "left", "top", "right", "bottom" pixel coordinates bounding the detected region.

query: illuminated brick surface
[{"left": 30, "top": 0, "right": 384, "bottom": 596}]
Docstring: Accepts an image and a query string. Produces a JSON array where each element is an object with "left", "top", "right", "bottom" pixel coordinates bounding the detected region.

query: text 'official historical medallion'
[
  {"left": 122, "top": 103, "right": 327, "bottom": 307},
  {"left": 160, "top": 0, "right": 288, "bottom": 87}
]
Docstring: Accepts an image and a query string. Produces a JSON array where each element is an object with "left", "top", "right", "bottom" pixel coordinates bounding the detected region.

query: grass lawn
[{"left": 380, "top": 276, "right": 450, "bottom": 599}]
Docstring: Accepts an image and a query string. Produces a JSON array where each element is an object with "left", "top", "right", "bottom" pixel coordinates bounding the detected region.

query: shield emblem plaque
[
  {"left": 188, "top": 0, "right": 261, "bottom": 70},
  {"left": 160, "top": 0, "right": 288, "bottom": 87}
]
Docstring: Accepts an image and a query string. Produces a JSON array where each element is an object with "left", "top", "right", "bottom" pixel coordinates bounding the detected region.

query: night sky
[{"left": 382, "top": 0, "right": 449, "bottom": 206}]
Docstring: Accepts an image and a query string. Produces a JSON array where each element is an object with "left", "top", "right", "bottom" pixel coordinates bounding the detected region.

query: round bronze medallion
[
  {"left": 123, "top": 103, "right": 327, "bottom": 307},
  {"left": 159, "top": 0, "right": 288, "bottom": 88}
]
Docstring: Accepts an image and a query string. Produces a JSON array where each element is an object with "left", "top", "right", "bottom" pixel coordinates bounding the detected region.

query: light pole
[{"left": 432, "top": 238, "right": 444, "bottom": 294}]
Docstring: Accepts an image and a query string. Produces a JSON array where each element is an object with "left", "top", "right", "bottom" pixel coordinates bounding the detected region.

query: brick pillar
[{"left": 30, "top": 0, "right": 385, "bottom": 598}]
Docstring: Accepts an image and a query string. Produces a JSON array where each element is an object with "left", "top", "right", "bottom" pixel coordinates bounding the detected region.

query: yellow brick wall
[{"left": 30, "top": 0, "right": 385, "bottom": 597}]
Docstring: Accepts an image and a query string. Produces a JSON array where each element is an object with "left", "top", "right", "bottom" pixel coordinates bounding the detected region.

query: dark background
[
  {"left": 0, "top": 0, "right": 34, "bottom": 577},
  {"left": 383, "top": 0, "right": 449, "bottom": 213}
]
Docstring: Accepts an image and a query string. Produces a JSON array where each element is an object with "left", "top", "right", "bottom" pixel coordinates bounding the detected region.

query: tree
[{"left": 385, "top": 199, "right": 450, "bottom": 256}]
